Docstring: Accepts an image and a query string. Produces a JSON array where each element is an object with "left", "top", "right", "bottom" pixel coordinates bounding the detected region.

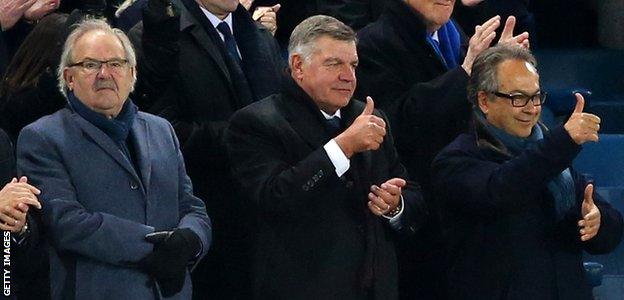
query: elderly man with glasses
[
  {"left": 16, "top": 19, "right": 211, "bottom": 299},
  {"left": 431, "top": 44, "right": 623, "bottom": 299}
]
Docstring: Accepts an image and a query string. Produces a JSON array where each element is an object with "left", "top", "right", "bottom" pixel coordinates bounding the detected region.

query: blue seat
[{"left": 573, "top": 134, "right": 624, "bottom": 187}]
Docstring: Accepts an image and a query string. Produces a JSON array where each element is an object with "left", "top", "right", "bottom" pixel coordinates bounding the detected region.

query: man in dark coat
[
  {"left": 130, "top": 0, "right": 284, "bottom": 298},
  {"left": 355, "top": 0, "right": 529, "bottom": 297},
  {"left": 225, "top": 15, "right": 426, "bottom": 299},
  {"left": 432, "top": 45, "right": 623, "bottom": 299}
]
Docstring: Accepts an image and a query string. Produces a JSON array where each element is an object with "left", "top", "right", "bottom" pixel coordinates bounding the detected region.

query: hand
[
  {"left": 240, "top": 0, "right": 253, "bottom": 11},
  {"left": 564, "top": 93, "right": 601, "bottom": 145},
  {"left": 579, "top": 184, "right": 601, "bottom": 241},
  {"left": 140, "top": 228, "right": 201, "bottom": 297},
  {"left": 0, "top": 177, "right": 42, "bottom": 233},
  {"left": 252, "top": 4, "right": 280, "bottom": 36},
  {"left": 334, "top": 97, "right": 386, "bottom": 158},
  {"left": 497, "top": 16, "right": 530, "bottom": 49},
  {"left": 0, "top": 0, "right": 36, "bottom": 31},
  {"left": 23, "top": 0, "right": 58, "bottom": 22},
  {"left": 462, "top": 15, "right": 500, "bottom": 75},
  {"left": 367, "top": 178, "right": 405, "bottom": 217}
]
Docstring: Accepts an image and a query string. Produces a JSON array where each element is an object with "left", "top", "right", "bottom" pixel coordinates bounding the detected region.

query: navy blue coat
[
  {"left": 432, "top": 119, "right": 623, "bottom": 299},
  {"left": 16, "top": 107, "right": 212, "bottom": 299}
]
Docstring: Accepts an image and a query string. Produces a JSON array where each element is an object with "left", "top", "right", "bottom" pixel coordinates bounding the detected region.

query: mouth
[
  {"left": 515, "top": 118, "right": 535, "bottom": 125},
  {"left": 434, "top": 1, "right": 453, "bottom": 7}
]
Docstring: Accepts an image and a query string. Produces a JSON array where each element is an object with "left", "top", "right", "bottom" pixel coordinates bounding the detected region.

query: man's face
[
  {"left": 198, "top": 0, "right": 239, "bottom": 18},
  {"left": 479, "top": 59, "right": 541, "bottom": 138},
  {"left": 291, "top": 36, "right": 358, "bottom": 114},
  {"left": 406, "top": 0, "right": 455, "bottom": 32},
  {"left": 64, "top": 30, "right": 135, "bottom": 118}
]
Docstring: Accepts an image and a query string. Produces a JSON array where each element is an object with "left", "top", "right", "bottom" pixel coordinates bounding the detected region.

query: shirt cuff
[
  {"left": 324, "top": 139, "right": 350, "bottom": 177},
  {"left": 383, "top": 195, "right": 405, "bottom": 228}
]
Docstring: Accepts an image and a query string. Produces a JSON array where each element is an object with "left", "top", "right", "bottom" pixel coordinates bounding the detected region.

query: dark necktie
[
  {"left": 325, "top": 116, "right": 342, "bottom": 136},
  {"left": 216, "top": 21, "right": 242, "bottom": 65}
]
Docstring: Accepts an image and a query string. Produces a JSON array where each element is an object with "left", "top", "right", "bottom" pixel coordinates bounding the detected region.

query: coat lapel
[
  {"left": 71, "top": 113, "right": 140, "bottom": 182},
  {"left": 131, "top": 116, "right": 152, "bottom": 192},
  {"left": 281, "top": 81, "right": 333, "bottom": 149},
  {"left": 178, "top": 0, "right": 232, "bottom": 84}
]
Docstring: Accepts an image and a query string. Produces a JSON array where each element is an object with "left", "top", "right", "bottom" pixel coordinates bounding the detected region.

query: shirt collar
[
  {"left": 199, "top": 6, "right": 233, "bottom": 33},
  {"left": 320, "top": 109, "right": 341, "bottom": 120},
  {"left": 431, "top": 30, "right": 439, "bottom": 43}
]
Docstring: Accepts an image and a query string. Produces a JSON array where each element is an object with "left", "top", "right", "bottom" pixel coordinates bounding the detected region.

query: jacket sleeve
[
  {"left": 379, "top": 110, "right": 428, "bottom": 236},
  {"left": 432, "top": 125, "right": 582, "bottom": 217},
  {"left": 16, "top": 126, "right": 155, "bottom": 266},
  {"left": 168, "top": 122, "right": 212, "bottom": 257}
]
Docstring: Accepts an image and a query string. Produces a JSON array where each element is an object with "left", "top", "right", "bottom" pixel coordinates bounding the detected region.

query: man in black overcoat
[
  {"left": 226, "top": 15, "right": 426, "bottom": 300},
  {"left": 130, "top": 0, "right": 284, "bottom": 298}
]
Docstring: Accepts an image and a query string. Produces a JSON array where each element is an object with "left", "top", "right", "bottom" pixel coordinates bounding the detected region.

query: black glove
[{"left": 140, "top": 228, "right": 201, "bottom": 297}]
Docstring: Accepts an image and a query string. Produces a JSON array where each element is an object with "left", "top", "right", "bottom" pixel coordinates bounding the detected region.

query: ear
[
  {"left": 63, "top": 68, "right": 74, "bottom": 91},
  {"left": 290, "top": 54, "right": 305, "bottom": 81},
  {"left": 477, "top": 91, "right": 490, "bottom": 114}
]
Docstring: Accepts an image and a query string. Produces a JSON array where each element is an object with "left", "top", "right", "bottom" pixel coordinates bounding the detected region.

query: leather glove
[{"left": 140, "top": 228, "right": 201, "bottom": 297}]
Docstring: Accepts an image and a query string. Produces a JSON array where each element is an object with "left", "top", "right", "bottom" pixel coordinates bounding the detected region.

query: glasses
[
  {"left": 491, "top": 91, "right": 547, "bottom": 107},
  {"left": 68, "top": 58, "right": 129, "bottom": 74}
]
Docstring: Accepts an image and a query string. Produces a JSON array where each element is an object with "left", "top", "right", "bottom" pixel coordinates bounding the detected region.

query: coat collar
[
  {"left": 472, "top": 108, "right": 549, "bottom": 159},
  {"left": 71, "top": 110, "right": 152, "bottom": 194}
]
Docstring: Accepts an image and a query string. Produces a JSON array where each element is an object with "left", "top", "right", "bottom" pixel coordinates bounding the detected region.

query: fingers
[
  {"left": 2, "top": 205, "right": 26, "bottom": 222},
  {"left": 367, "top": 201, "right": 385, "bottom": 216},
  {"left": 0, "top": 210, "right": 19, "bottom": 228},
  {"left": 385, "top": 178, "right": 407, "bottom": 188},
  {"left": 270, "top": 3, "right": 280, "bottom": 12},
  {"left": 380, "top": 182, "right": 401, "bottom": 196},
  {"left": 573, "top": 93, "right": 585, "bottom": 114},
  {"left": 361, "top": 96, "right": 374, "bottom": 116},
  {"left": 500, "top": 15, "right": 516, "bottom": 40}
]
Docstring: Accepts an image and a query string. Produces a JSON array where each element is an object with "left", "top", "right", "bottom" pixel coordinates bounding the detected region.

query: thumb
[
  {"left": 583, "top": 184, "right": 594, "bottom": 205},
  {"left": 387, "top": 178, "right": 407, "bottom": 188},
  {"left": 573, "top": 93, "right": 585, "bottom": 114},
  {"left": 19, "top": 176, "right": 28, "bottom": 183},
  {"left": 361, "top": 96, "right": 374, "bottom": 116},
  {"left": 271, "top": 3, "right": 281, "bottom": 12},
  {"left": 10, "top": 177, "right": 17, "bottom": 184}
]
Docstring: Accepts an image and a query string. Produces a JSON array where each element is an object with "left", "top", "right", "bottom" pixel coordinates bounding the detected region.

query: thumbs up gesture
[
  {"left": 564, "top": 93, "right": 601, "bottom": 145},
  {"left": 335, "top": 97, "right": 387, "bottom": 158},
  {"left": 579, "top": 184, "right": 601, "bottom": 241}
]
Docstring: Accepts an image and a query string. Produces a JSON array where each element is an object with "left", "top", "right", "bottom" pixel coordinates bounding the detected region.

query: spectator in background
[
  {"left": 0, "top": 13, "right": 68, "bottom": 144},
  {"left": 432, "top": 44, "right": 623, "bottom": 299},
  {"left": 0, "top": 0, "right": 60, "bottom": 75},
  {"left": 129, "top": 0, "right": 283, "bottom": 298},
  {"left": 355, "top": 0, "right": 528, "bottom": 298}
]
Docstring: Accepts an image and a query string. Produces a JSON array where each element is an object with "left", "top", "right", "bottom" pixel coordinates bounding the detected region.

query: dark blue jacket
[{"left": 432, "top": 117, "right": 623, "bottom": 299}]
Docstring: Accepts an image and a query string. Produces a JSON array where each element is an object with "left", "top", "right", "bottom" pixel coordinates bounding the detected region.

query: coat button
[
  {"left": 130, "top": 181, "right": 139, "bottom": 190},
  {"left": 345, "top": 181, "right": 354, "bottom": 189}
]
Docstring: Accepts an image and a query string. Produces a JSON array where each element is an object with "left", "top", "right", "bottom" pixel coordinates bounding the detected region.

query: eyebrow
[{"left": 504, "top": 88, "right": 541, "bottom": 95}]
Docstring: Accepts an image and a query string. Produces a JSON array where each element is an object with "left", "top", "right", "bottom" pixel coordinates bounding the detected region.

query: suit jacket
[
  {"left": 129, "top": 1, "right": 284, "bottom": 298},
  {"left": 16, "top": 107, "right": 212, "bottom": 300},
  {"left": 431, "top": 118, "right": 623, "bottom": 299},
  {"left": 225, "top": 78, "right": 426, "bottom": 299},
  {"left": 355, "top": 0, "right": 470, "bottom": 298}
]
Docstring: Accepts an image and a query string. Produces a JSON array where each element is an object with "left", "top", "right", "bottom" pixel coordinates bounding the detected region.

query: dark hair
[
  {"left": 467, "top": 44, "right": 538, "bottom": 105},
  {"left": 0, "top": 13, "right": 68, "bottom": 98}
]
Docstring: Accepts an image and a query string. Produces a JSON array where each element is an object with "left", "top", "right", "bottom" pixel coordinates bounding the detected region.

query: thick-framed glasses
[
  {"left": 491, "top": 91, "right": 547, "bottom": 107},
  {"left": 68, "top": 58, "right": 129, "bottom": 74}
]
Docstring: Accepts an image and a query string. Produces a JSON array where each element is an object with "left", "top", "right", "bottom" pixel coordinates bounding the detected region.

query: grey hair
[
  {"left": 467, "top": 44, "right": 538, "bottom": 105},
  {"left": 57, "top": 18, "right": 137, "bottom": 97},
  {"left": 287, "top": 15, "right": 356, "bottom": 66}
]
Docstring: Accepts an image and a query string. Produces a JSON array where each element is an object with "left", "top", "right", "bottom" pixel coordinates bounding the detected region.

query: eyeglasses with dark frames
[
  {"left": 68, "top": 58, "right": 129, "bottom": 74},
  {"left": 491, "top": 91, "right": 547, "bottom": 107}
]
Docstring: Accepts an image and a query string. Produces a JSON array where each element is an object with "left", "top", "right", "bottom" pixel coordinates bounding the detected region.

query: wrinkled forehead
[{"left": 72, "top": 30, "right": 126, "bottom": 61}]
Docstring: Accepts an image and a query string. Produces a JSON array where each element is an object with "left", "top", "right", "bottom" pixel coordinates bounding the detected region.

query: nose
[
  {"left": 523, "top": 100, "right": 541, "bottom": 115},
  {"left": 96, "top": 64, "right": 114, "bottom": 78},
  {"left": 339, "top": 65, "right": 356, "bottom": 82}
]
